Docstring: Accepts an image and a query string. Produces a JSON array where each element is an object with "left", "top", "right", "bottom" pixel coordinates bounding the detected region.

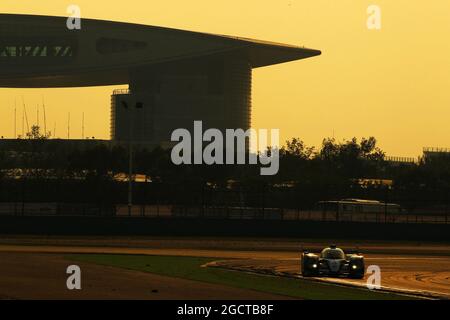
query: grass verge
[{"left": 68, "top": 254, "right": 412, "bottom": 300}]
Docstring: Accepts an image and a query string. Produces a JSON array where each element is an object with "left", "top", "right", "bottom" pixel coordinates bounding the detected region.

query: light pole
[{"left": 121, "top": 100, "right": 143, "bottom": 217}]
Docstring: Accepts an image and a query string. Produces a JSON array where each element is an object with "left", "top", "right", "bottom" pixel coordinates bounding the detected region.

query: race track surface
[
  {"left": 207, "top": 255, "right": 450, "bottom": 299},
  {"left": 0, "top": 237, "right": 448, "bottom": 299}
]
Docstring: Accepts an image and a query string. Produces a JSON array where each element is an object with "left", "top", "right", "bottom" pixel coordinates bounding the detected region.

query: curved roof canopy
[{"left": 0, "top": 14, "right": 321, "bottom": 88}]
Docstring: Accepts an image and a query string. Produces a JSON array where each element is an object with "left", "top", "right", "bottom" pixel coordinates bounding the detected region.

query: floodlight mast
[{"left": 122, "top": 100, "right": 143, "bottom": 217}]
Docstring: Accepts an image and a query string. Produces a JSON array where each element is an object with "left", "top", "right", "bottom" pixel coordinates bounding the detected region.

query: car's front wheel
[{"left": 349, "top": 273, "right": 365, "bottom": 279}]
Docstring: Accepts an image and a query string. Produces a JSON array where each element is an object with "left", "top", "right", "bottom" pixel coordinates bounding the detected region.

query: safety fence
[{"left": 1, "top": 202, "right": 448, "bottom": 224}]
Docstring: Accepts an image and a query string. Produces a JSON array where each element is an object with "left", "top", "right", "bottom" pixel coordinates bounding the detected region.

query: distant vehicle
[
  {"left": 301, "top": 245, "right": 365, "bottom": 279},
  {"left": 318, "top": 199, "right": 402, "bottom": 215}
]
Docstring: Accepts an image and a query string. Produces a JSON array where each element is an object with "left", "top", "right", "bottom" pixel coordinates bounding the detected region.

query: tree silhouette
[{"left": 26, "top": 125, "right": 51, "bottom": 140}]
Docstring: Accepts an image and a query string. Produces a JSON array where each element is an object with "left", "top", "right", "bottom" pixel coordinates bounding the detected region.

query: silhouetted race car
[{"left": 301, "top": 245, "right": 365, "bottom": 279}]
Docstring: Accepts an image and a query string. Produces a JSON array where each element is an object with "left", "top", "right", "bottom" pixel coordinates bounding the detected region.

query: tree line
[{"left": 0, "top": 135, "right": 449, "bottom": 209}]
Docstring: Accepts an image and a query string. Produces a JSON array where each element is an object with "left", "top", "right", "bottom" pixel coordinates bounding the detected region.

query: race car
[{"left": 301, "top": 245, "right": 365, "bottom": 279}]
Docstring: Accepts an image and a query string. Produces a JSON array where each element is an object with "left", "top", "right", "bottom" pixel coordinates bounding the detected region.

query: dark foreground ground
[{"left": 0, "top": 252, "right": 293, "bottom": 300}]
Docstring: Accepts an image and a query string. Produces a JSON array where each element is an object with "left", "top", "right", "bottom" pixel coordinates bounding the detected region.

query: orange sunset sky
[{"left": 0, "top": 0, "right": 449, "bottom": 157}]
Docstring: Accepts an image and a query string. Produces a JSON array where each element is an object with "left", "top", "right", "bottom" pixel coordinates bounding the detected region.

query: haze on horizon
[{"left": 0, "top": 0, "right": 449, "bottom": 157}]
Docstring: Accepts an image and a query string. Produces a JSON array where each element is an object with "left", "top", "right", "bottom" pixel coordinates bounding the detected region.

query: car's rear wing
[
  {"left": 345, "top": 247, "right": 363, "bottom": 256},
  {"left": 300, "top": 246, "right": 313, "bottom": 254}
]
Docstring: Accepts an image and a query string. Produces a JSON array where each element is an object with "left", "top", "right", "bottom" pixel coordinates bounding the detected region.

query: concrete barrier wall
[{"left": 0, "top": 216, "right": 448, "bottom": 242}]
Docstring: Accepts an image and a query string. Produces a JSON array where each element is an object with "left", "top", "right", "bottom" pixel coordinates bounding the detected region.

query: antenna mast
[
  {"left": 82, "top": 112, "right": 85, "bottom": 139},
  {"left": 67, "top": 112, "right": 70, "bottom": 139},
  {"left": 22, "top": 106, "right": 24, "bottom": 137},
  {"left": 42, "top": 97, "right": 47, "bottom": 137},
  {"left": 14, "top": 100, "right": 17, "bottom": 139},
  {"left": 22, "top": 97, "right": 29, "bottom": 135}
]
